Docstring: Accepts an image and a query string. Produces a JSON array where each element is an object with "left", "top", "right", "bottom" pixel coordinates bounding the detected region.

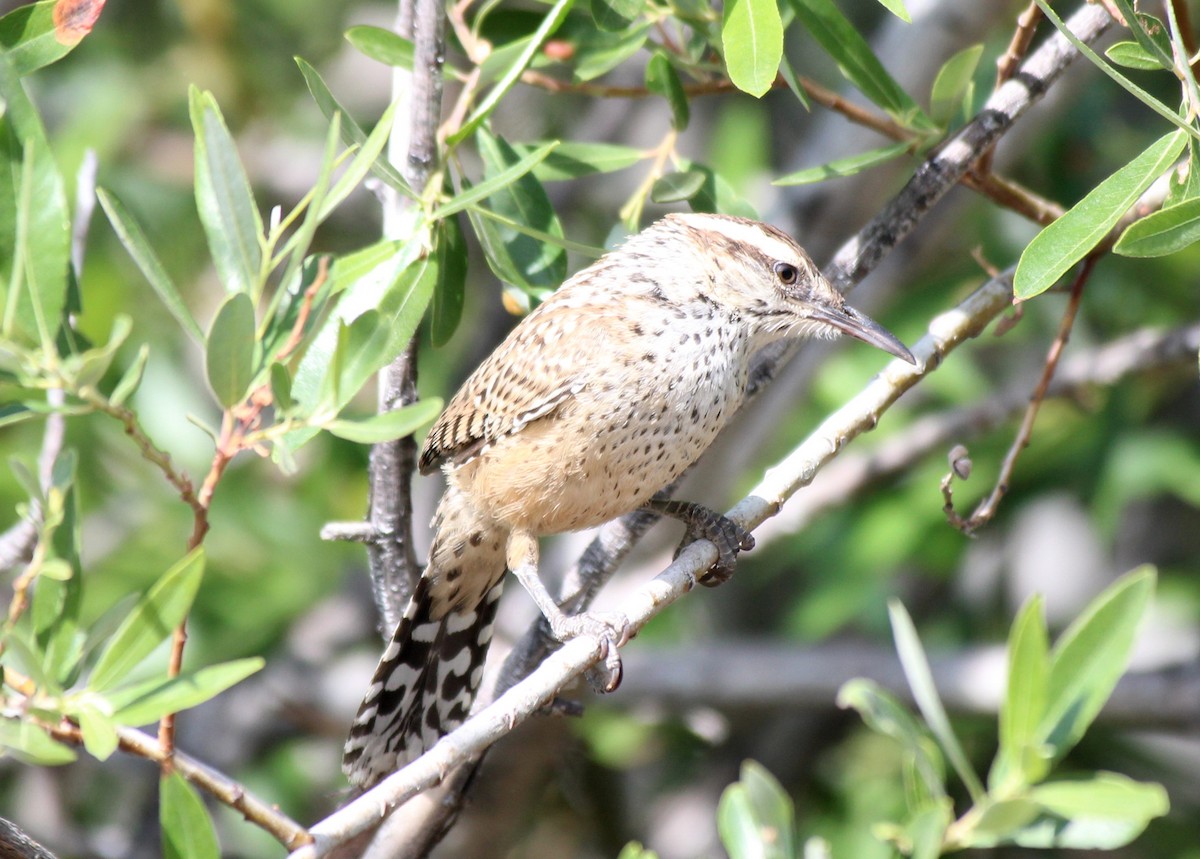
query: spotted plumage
[{"left": 344, "top": 213, "right": 915, "bottom": 788}]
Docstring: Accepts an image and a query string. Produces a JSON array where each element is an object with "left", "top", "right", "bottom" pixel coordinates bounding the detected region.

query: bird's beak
[{"left": 810, "top": 303, "right": 917, "bottom": 365}]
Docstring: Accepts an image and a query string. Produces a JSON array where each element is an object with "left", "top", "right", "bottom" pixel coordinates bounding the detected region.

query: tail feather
[{"left": 343, "top": 575, "right": 504, "bottom": 788}]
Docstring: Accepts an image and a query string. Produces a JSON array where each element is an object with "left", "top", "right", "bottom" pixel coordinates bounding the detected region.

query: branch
[
  {"left": 291, "top": 268, "right": 1018, "bottom": 859},
  {"left": 753, "top": 321, "right": 1200, "bottom": 548},
  {"left": 361, "top": 0, "right": 447, "bottom": 631},
  {"left": 0, "top": 817, "right": 58, "bottom": 859}
]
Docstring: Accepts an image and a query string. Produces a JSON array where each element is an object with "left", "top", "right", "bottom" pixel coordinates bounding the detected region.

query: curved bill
[{"left": 810, "top": 304, "right": 917, "bottom": 365}]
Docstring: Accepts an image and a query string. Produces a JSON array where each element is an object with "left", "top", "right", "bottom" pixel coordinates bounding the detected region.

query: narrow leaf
[
  {"left": 324, "top": 398, "right": 443, "bottom": 443},
  {"left": 431, "top": 216, "right": 467, "bottom": 347},
  {"left": 651, "top": 170, "right": 707, "bottom": 203},
  {"left": 432, "top": 142, "right": 558, "bottom": 220},
  {"left": 0, "top": 0, "right": 106, "bottom": 76},
  {"left": 1106, "top": 40, "right": 1163, "bottom": 71},
  {"left": 189, "top": 87, "right": 263, "bottom": 296},
  {"left": 786, "top": 0, "right": 928, "bottom": 127},
  {"left": 205, "top": 292, "right": 257, "bottom": 409},
  {"left": 874, "top": 0, "right": 909, "bottom": 22},
  {"left": 773, "top": 140, "right": 911, "bottom": 185},
  {"left": 10, "top": 133, "right": 70, "bottom": 347},
  {"left": 346, "top": 25, "right": 415, "bottom": 69},
  {"left": 889, "top": 600, "right": 985, "bottom": 802},
  {"left": 990, "top": 594, "right": 1050, "bottom": 794},
  {"left": 1014, "top": 130, "right": 1185, "bottom": 299},
  {"left": 1038, "top": 566, "right": 1154, "bottom": 761},
  {"left": 448, "top": 0, "right": 575, "bottom": 145},
  {"left": 645, "top": 51, "right": 689, "bottom": 130},
  {"left": 89, "top": 548, "right": 205, "bottom": 692},
  {"left": 161, "top": 772, "right": 220, "bottom": 859},
  {"left": 1114, "top": 196, "right": 1200, "bottom": 257},
  {"left": 75, "top": 700, "right": 119, "bottom": 760},
  {"left": 930, "top": 44, "right": 983, "bottom": 125},
  {"left": 722, "top": 0, "right": 783, "bottom": 98},
  {"left": 590, "top": 0, "right": 645, "bottom": 31},
  {"left": 296, "top": 57, "right": 414, "bottom": 196},
  {"left": 520, "top": 141, "right": 643, "bottom": 181},
  {"left": 96, "top": 189, "right": 204, "bottom": 343},
  {"left": 110, "top": 658, "right": 264, "bottom": 726},
  {"left": 109, "top": 344, "right": 150, "bottom": 407},
  {"left": 0, "top": 718, "right": 76, "bottom": 765}
]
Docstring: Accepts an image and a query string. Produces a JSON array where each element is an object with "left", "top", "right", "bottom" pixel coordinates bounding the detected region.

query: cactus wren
[{"left": 343, "top": 213, "right": 915, "bottom": 788}]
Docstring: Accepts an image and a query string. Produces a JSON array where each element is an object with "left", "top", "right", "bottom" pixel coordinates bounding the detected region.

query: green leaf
[
  {"left": 0, "top": 718, "right": 76, "bottom": 765},
  {"left": 470, "top": 129, "right": 567, "bottom": 291},
  {"left": 717, "top": 763, "right": 794, "bottom": 859},
  {"left": 189, "top": 87, "right": 263, "bottom": 296},
  {"left": 773, "top": 140, "right": 911, "bottom": 185},
  {"left": 1107, "top": 2, "right": 1173, "bottom": 71},
  {"left": 448, "top": 0, "right": 576, "bottom": 145},
  {"left": 573, "top": 23, "right": 650, "bottom": 81},
  {"left": 1014, "top": 130, "right": 1186, "bottom": 299},
  {"left": 345, "top": 25, "right": 415, "bottom": 70},
  {"left": 89, "top": 548, "right": 205, "bottom": 692},
  {"left": 1038, "top": 566, "right": 1154, "bottom": 761},
  {"left": 837, "top": 679, "right": 947, "bottom": 802},
  {"left": 109, "top": 344, "right": 150, "bottom": 407},
  {"left": 1031, "top": 0, "right": 1198, "bottom": 141},
  {"left": 990, "top": 594, "right": 1050, "bottom": 794},
  {"left": 205, "top": 292, "right": 258, "bottom": 409},
  {"left": 616, "top": 842, "right": 659, "bottom": 859},
  {"left": 0, "top": 0, "right": 104, "bottom": 76},
  {"left": 721, "top": 0, "right": 782, "bottom": 97},
  {"left": 96, "top": 189, "right": 204, "bottom": 343},
  {"left": 161, "top": 772, "right": 220, "bottom": 859},
  {"left": 930, "top": 44, "right": 982, "bottom": 125},
  {"left": 269, "top": 362, "right": 294, "bottom": 414},
  {"left": 874, "top": 0, "right": 910, "bottom": 22},
  {"left": 889, "top": 600, "right": 985, "bottom": 802},
  {"left": 786, "top": 0, "right": 929, "bottom": 127},
  {"left": 1105, "top": 40, "right": 1164, "bottom": 71},
  {"left": 7, "top": 129, "right": 70, "bottom": 347},
  {"left": 907, "top": 803, "right": 952, "bottom": 859},
  {"left": 645, "top": 51, "right": 689, "bottom": 130},
  {"left": 1024, "top": 772, "right": 1168, "bottom": 848},
  {"left": 316, "top": 98, "right": 401, "bottom": 221},
  {"left": 431, "top": 216, "right": 467, "bottom": 347},
  {"left": 296, "top": 57, "right": 414, "bottom": 196},
  {"left": 590, "top": 0, "right": 645, "bottom": 31},
  {"left": 433, "top": 141, "right": 558, "bottom": 220},
  {"left": 525, "top": 141, "right": 644, "bottom": 181},
  {"left": 650, "top": 169, "right": 707, "bottom": 203},
  {"left": 109, "top": 658, "right": 264, "bottom": 726},
  {"left": 324, "top": 398, "right": 443, "bottom": 443},
  {"left": 677, "top": 161, "right": 758, "bottom": 219},
  {"left": 291, "top": 235, "right": 424, "bottom": 412},
  {"left": 1114, "top": 196, "right": 1200, "bottom": 257},
  {"left": 75, "top": 699, "right": 119, "bottom": 761},
  {"left": 958, "top": 798, "right": 1043, "bottom": 848}
]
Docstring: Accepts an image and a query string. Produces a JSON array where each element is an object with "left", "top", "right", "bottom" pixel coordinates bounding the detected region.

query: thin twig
[
  {"left": 943, "top": 257, "right": 1095, "bottom": 534},
  {"left": 2, "top": 667, "right": 313, "bottom": 849}
]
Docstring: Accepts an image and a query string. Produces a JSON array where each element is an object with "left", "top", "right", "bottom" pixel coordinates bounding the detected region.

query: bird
[{"left": 342, "top": 212, "right": 915, "bottom": 788}]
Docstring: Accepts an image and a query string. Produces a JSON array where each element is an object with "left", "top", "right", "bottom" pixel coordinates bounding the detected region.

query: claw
[{"left": 645, "top": 498, "right": 754, "bottom": 587}]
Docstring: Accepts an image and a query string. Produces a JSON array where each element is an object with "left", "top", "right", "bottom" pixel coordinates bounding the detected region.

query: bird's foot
[
  {"left": 548, "top": 609, "right": 630, "bottom": 693},
  {"left": 643, "top": 497, "right": 754, "bottom": 587}
]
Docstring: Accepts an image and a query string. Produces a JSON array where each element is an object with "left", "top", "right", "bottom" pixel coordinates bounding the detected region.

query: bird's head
[{"left": 646, "top": 213, "right": 916, "bottom": 364}]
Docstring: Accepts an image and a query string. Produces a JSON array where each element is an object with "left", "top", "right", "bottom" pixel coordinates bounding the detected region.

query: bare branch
[{"left": 0, "top": 817, "right": 58, "bottom": 859}]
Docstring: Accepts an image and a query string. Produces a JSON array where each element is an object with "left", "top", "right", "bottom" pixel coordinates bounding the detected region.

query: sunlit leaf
[
  {"left": 0, "top": 718, "right": 76, "bottom": 765},
  {"left": 89, "top": 549, "right": 205, "bottom": 692},
  {"left": 0, "top": 0, "right": 106, "bottom": 76},
  {"left": 1015, "top": 131, "right": 1185, "bottom": 299},
  {"left": 721, "top": 0, "right": 782, "bottom": 97},
  {"left": 189, "top": 87, "right": 263, "bottom": 296},
  {"left": 990, "top": 594, "right": 1050, "bottom": 794},
  {"left": 1114, "top": 196, "right": 1200, "bottom": 257},
  {"left": 205, "top": 292, "right": 257, "bottom": 409},
  {"left": 109, "top": 658, "right": 264, "bottom": 726},
  {"left": 774, "top": 140, "right": 911, "bottom": 185},
  {"left": 930, "top": 44, "right": 982, "bottom": 125},
  {"left": 324, "top": 398, "right": 442, "bottom": 443},
  {"left": 645, "top": 51, "right": 689, "bottom": 130},
  {"left": 651, "top": 170, "right": 707, "bottom": 203},
  {"left": 161, "top": 772, "right": 220, "bottom": 859}
]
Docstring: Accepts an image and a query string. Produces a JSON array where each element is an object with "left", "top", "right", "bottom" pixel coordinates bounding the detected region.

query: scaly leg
[
  {"left": 642, "top": 496, "right": 755, "bottom": 587},
  {"left": 506, "top": 530, "right": 628, "bottom": 691}
]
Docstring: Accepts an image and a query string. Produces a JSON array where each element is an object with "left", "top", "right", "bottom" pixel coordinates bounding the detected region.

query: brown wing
[{"left": 418, "top": 301, "right": 601, "bottom": 474}]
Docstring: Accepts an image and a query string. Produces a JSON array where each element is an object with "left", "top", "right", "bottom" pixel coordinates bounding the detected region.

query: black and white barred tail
[{"left": 342, "top": 574, "right": 504, "bottom": 788}]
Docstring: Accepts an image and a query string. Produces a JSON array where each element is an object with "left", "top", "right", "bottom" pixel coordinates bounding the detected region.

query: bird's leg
[
  {"left": 642, "top": 496, "right": 755, "bottom": 587},
  {"left": 506, "top": 530, "right": 628, "bottom": 692}
]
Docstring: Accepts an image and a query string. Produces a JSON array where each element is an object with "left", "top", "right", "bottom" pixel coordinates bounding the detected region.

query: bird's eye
[{"left": 774, "top": 262, "right": 799, "bottom": 285}]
